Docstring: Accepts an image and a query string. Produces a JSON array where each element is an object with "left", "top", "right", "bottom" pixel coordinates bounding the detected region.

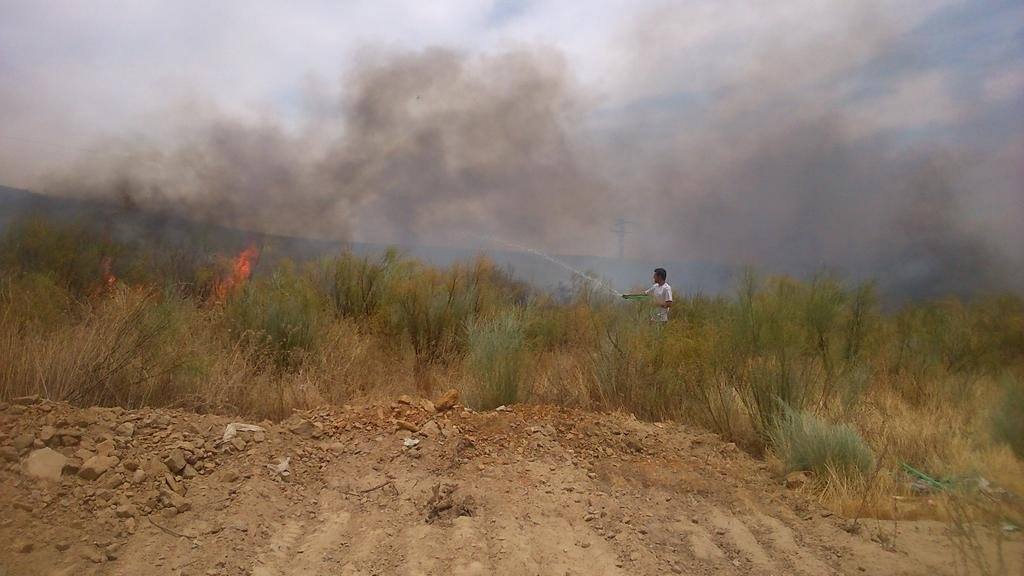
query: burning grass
[{"left": 0, "top": 217, "right": 1022, "bottom": 522}]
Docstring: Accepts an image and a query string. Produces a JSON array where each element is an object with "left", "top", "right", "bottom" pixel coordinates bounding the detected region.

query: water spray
[{"left": 465, "top": 232, "right": 623, "bottom": 297}]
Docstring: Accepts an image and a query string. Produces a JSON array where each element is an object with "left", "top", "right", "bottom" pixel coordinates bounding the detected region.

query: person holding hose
[{"left": 623, "top": 267, "right": 673, "bottom": 322}]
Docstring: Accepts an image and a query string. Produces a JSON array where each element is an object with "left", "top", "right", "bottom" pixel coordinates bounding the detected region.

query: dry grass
[{"left": 1, "top": 217, "right": 1022, "bottom": 523}]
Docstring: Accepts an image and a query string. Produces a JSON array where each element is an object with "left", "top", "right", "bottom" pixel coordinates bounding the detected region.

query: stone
[
  {"left": 95, "top": 439, "right": 116, "bottom": 456},
  {"left": 420, "top": 399, "right": 436, "bottom": 413},
  {"left": 419, "top": 420, "right": 442, "bottom": 439},
  {"left": 131, "top": 469, "right": 147, "bottom": 484},
  {"left": 115, "top": 504, "right": 138, "bottom": 518},
  {"left": 115, "top": 422, "right": 135, "bottom": 438},
  {"left": 230, "top": 437, "right": 246, "bottom": 451},
  {"left": 160, "top": 487, "right": 191, "bottom": 512},
  {"left": 74, "top": 448, "right": 96, "bottom": 461},
  {"left": 14, "top": 539, "right": 34, "bottom": 553},
  {"left": 434, "top": 389, "right": 460, "bottom": 412},
  {"left": 38, "top": 425, "right": 57, "bottom": 444},
  {"left": 182, "top": 464, "right": 198, "bottom": 479},
  {"left": 13, "top": 433, "right": 35, "bottom": 452},
  {"left": 78, "top": 454, "right": 119, "bottom": 481},
  {"left": 99, "top": 472, "right": 126, "bottom": 490},
  {"left": 55, "top": 541, "right": 72, "bottom": 552},
  {"left": 164, "top": 473, "right": 185, "bottom": 495},
  {"left": 143, "top": 456, "right": 167, "bottom": 477},
  {"left": 396, "top": 419, "right": 419, "bottom": 433},
  {"left": 63, "top": 457, "right": 82, "bottom": 475},
  {"left": 219, "top": 470, "right": 239, "bottom": 483},
  {"left": 289, "top": 419, "right": 322, "bottom": 438},
  {"left": 163, "top": 449, "right": 187, "bottom": 473},
  {"left": 785, "top": 470, "right": 814, "bottom": 490},
  {"left": 22, "top": 447, "right": 67, "bottom": 482},
  {"left": 0, "top": 446, "right": 18, "bottom": 462},
  {"left": 105, "top": 542, "right": 121, "bottom": 560},
  {"left": 82, "top": 545, "right": 105, "bottom": 563}
]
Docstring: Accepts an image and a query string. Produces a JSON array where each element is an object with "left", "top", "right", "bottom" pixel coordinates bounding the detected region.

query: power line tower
[{"left": 611, "top": 218, "right": 631, "bottom": 260}]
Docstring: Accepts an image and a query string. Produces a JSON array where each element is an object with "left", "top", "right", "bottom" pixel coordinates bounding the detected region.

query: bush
[
  {"left": 324, "top": 249, "right": 399, "bottom": 319},
  {"left": 993, "top": 375, "right": 1024, "bottom": 458},
  {"left": 466, "top": 310, "right": 528, "bottom": 409},
  {"left": 225, "top": 266, "right": 322, "bottom": 366},
  {"left": 772, "top": 407, "right": 875, "bottom": 479}
]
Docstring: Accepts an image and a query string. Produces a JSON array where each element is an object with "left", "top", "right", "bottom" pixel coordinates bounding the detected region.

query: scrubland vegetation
[{"left": 1, "top": 217, "right": 1022, "bottom": 521}]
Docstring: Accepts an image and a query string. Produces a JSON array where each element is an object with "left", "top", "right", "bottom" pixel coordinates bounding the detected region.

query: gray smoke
[{"left": 36, "top": 20, "right": 1024, "bottom": 299}]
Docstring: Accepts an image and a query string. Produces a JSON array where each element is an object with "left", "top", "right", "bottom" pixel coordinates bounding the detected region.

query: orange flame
[
  {"left": 214, "top": 245, "right": 260, "bottom": 302},
  {"left": 100, "top": 256, "right": 117, "bottom": 291}
]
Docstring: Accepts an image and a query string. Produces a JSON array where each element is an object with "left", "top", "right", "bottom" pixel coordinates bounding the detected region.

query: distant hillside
[{"left": 0, "top": 186, "right": 735, "bottom": 297}]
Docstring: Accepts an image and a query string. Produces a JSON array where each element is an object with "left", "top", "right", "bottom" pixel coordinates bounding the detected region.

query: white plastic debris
[
  {"left": 267, "top": 457, "right": 291, "bottom": 479},
  {"left": 218, "top": 423, "right": 265, "bottom": 445},
  {"left": 403, "top": 437, "right": 420, "bottom": 448}
]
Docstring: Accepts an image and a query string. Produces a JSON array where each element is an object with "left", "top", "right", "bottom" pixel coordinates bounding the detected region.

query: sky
[{"left": 1, "top": 1, "right": 1022, "bottom": 294}]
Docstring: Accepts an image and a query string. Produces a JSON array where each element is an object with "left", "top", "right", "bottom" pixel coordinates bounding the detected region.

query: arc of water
[{"left": 466, "top": 233, "right": 623, "bottom": 297}]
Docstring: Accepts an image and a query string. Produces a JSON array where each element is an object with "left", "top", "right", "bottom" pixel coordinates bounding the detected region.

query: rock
[
  {"left": 160, "top": 487, "right": 191, "bottom": 512},
  {"left": 75, "top": 448, "right": 96, "bottom": 461},
  {"left": 78, "top": 454, "right": 119, "bottom": 481},
  {"left": 22, "top": 447, "right": 67, "bottom": 482},
  {"left": 105, "top": 542, "right": 121, "bottom": 560},
  {"left": 99, "top": 472, "right": 126, "bottom": 490},
  {"left": 143, "top": 456, "right": 167, "bottom": 477},
  {"left": 289, "top": 419, "right": 323, "bottom": 438},
  {"left": 163, "top": 449, "right": 187, "bottom": 473},
  {"left": 123, "top": 460, "right": 139, "bottom": 471},
  {"left": 164, "top": 473, "right": 185, "bottom": 495},
  {"left": 14, "top": 539, "right": 34, "bottom": 553},
  {"left": 55, "top": 541, "right": 71, "bottom": 552},
  {"left": 115, "top": 504, "right": 138, "bottom": 518},
  {"left": 420, "top": 399, "right": 436, "bottom": 413},
  {"left": 785, "top": 470, "right": 814, "bottom": 490},
  {"left": 397, "top": 394, "right": 415, "bottom": 405},
  {"left": 419, "top": 420, "right": 442, "bottom": 439},
  {"left": 115, "top": 422, "right": 135, "bottom": 438},
  {"left": 435, "top": 389, "right": 460, "bottom": 412},
  {"left": 219, "top": 470, "right": 239, "bottom": 483},
  {"left": 81, "top": 545, "right": 105, "bottom": 563},
  {"left": 38, "top": 425, "right": 57, "bottom": 444},
  {"left": 95, "top": 439, "right": 116, "bottom": 456},
  {"left": 131, "top": 469, "right": 147, "bottom": 484},
  {"left": 230, "top": 437, "right": 246, "bottom": 451},
  {"left": 12, "top": 394, "right": 41, "bottom": 405},
  {"left": 253, "top": 431, "right": 266, "bottom": 443},
  {"left": 13, "top": 433, "right": 35, "bottom": 452},
  {"left": 63, "top": 457, "right": 82, "bottom": 475},
  {"left": 396, "top": 419, "right": 419, "bottom": 432},
  {"left": 0, "top": 446, "right": 18, "bottom": 462},
  {"left": 182, "top": 464, "right": 198, "bottom": 479}
]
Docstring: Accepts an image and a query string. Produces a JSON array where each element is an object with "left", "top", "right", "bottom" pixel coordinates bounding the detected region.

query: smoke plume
[{"left": 20, "top": 4, "right": 1024, "bottom": 299}]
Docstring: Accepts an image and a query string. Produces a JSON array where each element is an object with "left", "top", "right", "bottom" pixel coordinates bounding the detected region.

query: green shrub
[
  {"left": 992, "top": 375, "right": 1024, "bottom": 458},
  {"left": 772, "top": 407, "right": 874, "bottom": 478},
  {"left": 226, "top": 266, "right": 322, "bottom": 366},
  {"left": 324, "top": 249, "right": 399, "bottom": 319},
  {"left": 466, "top": 310, "right": 527, "bottom": 409}
]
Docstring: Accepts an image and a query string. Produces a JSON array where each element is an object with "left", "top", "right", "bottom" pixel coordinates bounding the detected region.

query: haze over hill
[{"left": 2, "top": 1, "right": 1022, "bottom": 299}]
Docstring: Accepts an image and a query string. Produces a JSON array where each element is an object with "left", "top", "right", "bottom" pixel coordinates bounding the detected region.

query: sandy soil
[{"left": 0, "top": 395, "right": 1019, "bottom": 576}]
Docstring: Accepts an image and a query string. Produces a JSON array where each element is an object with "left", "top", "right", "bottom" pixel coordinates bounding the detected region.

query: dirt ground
[{"left": 0, "top": 395, "right": 1020, "bottom": 576}]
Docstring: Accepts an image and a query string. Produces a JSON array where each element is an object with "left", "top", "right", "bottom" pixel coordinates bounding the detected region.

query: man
[{"left": 623, "top": 267, "right": 673, "bottom": 322}]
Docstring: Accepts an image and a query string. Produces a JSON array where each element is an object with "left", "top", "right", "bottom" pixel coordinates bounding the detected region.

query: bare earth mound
[{"left": 1, "top": 397, "right": 1019, "bottom": 576}]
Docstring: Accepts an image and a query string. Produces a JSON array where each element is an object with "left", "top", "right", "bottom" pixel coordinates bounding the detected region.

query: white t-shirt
[{"left": 645, "top": 282, "right": 673, "bottom": 322}]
